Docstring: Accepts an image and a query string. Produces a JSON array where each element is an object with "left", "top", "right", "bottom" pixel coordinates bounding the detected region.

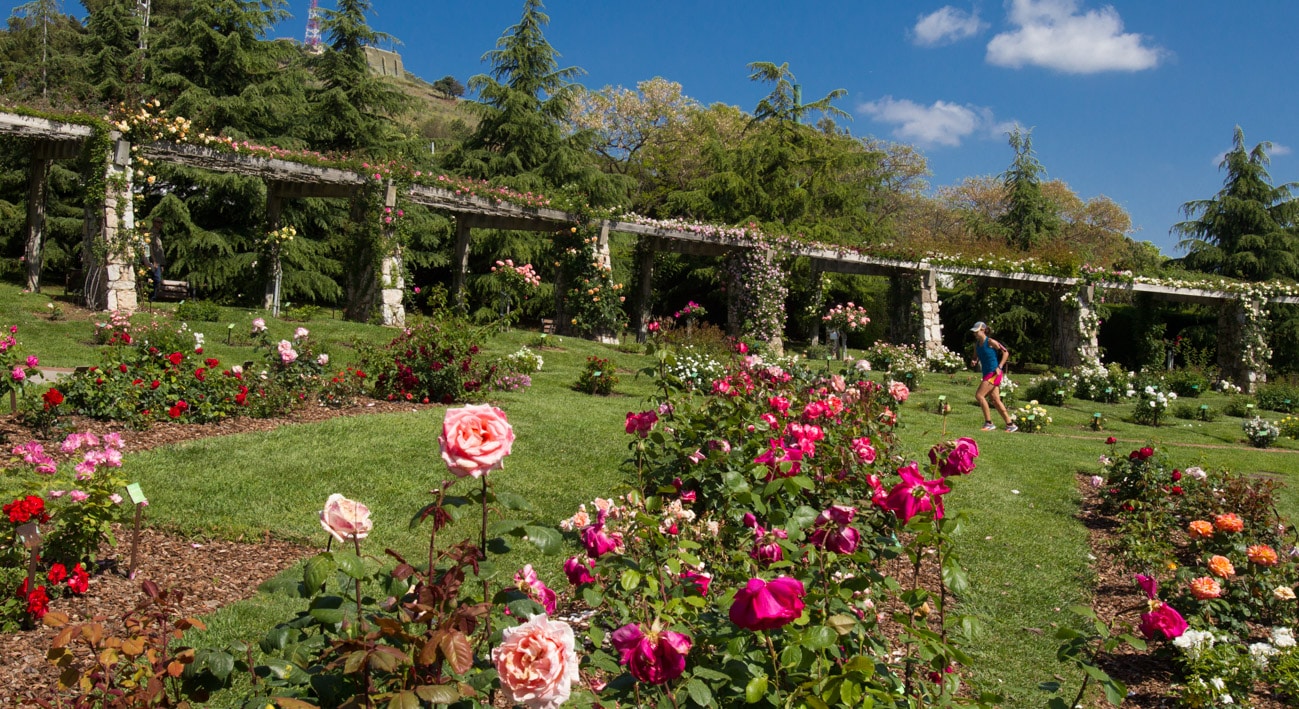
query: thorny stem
[
  {"left": 764, "top": 632, "right": 783, "bottom": 702},
  {"left": 353, "top": 534, "right": 367, "bottom": 632},
  {"left": 480, "top": 474, "right": 493, "bottom": 647},
  {"left": 427, "top": 485, "right": 447, "bottom": 576}
]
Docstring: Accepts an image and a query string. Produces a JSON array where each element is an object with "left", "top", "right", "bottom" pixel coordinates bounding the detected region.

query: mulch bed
[{"left": 1077, "top": 473, "right": 1289, "bottom": 708}]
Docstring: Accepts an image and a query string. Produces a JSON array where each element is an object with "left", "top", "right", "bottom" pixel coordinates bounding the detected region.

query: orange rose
[
  {"left": 1213, "top": 513, "right": 1244, "bottom": 534},
  {"left": 492, "top": 614, "right": 580, "bottom": 708},
  {"left": 1248, "top": 544, "right": 1280, "bottom": 567},
  {"left": 1187, "top": 520, "right": 1214, "bottom": 539},
  {"left": 1207, "top": 555, "right": 1236, "bottom": 578},
  {"left": 1189, "top": 576, "right": 1222, "bottom": 600}
]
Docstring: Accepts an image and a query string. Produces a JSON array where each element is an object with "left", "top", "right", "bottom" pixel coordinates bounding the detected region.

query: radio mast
[{"left": 304, "top": 0, "right": 323, "bottom": 52}]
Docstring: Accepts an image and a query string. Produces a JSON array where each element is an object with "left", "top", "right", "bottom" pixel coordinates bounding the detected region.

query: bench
[
  {"left": 65, "top": 269, "right": 85, "bottom": 296},
  {"left": 541, "top": 318, "right": 556, "bottom": 334},
  {"left": 153, "top": 279, "right": 191, "bottom": 302}
]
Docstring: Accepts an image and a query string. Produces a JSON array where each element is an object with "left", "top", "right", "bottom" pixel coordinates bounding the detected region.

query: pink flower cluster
[
  {"left": 492, "top": 259, "right": 543, "bottom": 288},
  {"left": 823, "top": 302, "right": 871, "bottom": 332}
]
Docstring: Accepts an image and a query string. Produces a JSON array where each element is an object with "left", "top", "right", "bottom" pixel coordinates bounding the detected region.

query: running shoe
[
  {"left": 981, "top": 422, "right": 996, "bottom": 431},
  {"left": 1005, "top": 424, "right": 1019, "bottom": 433}
]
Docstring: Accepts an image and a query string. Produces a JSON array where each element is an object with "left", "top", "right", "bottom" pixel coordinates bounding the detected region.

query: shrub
[
  {"left": 359, "top": 313, "right": 494, "bottom": 405},
  {"left": 174, "top": 300, "right": 222, "bottom": 322},
  {"left": 1243, "top": 416, "right": 1281, "bottom": 448},
  {"left": 281, "top": 304, "right": 322, "bottom": 322},
  {"left": 1166, "top": 369, "right": 1209, "bottom": 398},
  {"left": 1026, "top": 375, "right": 1070, "bottom": 406},
  {"left": 1132, "top": 384, "right": 1177, "bottom": 427},
  {"left": 1224, "top": 396, "right": 1258, "bottom": 418},
  {"left": 1281, "top": 415, "right": 1299, "bottom": 440},
  {"left": 575, "top": 355, "right": 617, "bottom": 395},
  {"left": 1174, "top": 401, "right": 1218, "bottom": 422},
  {"left": 1011, "top": 400, "right": 1052, "bottom": 432},
  {"left": 862, "top": 341, "right": 925, "bottom": 387},
  {"left": 925, "top": 345, "right": 965, "bottom": 373},
  {"left": 660, "top": 346, "right": 725, "bottom": 391},
  {"left": 318, "top": 366, "right": 369, "bottom": 408},
  {"left": 0, "top": 323, "right": 41, "bottom": 405},
  {"left": 1256, "top": 383, "right": 1299, "bottom": 413}
]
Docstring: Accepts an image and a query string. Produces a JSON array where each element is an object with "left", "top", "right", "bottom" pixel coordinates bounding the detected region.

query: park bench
[{"left": 154, "top": 279, "right": 191, "bottom": 302}]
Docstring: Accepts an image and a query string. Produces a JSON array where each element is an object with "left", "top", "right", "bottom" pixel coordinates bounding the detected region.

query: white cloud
[
  {"left": 858, "top": 96, "right": 1013, "bottom": 148},
  {"left": 913, "top": 6, "right": 986, "bottom": 46},
  {"left": 986, "top": 0, "right": 1163, "bottom": 73},
  {"left": 1271, "top": 144, "right": 1292, "bottom": 156}
]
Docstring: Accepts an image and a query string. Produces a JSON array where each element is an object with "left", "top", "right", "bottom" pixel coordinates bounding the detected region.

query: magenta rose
[
  {"left": 515, "top": 564, "right": 557, "bottom": 614},
  {"left": 624, "top": 410, "right": 658, "bottom": 438},
  {"left": 1139, "top": 602, "right": 1187, "bottom": 640},
  {"left": 492, "top": 614, "right": 580, "bottom": 709},
  {"left": 319, "top": 493, "right": 373, "bottom": 543},
  {"left": 749, "top": 525, "right": 787, "bottom": 565},
  {"left": 581, "top": 515, "right": 623, "bottom": 559},
  {"left": 439, "top": 404, "right": 515, "bottom": 478},
  {"left": 610, "top": 623, "right": 691, "bottom": 684},
  {"left": 939, "top": 437, "right": 979, "bottom": 477},
  {"left": 729, "top": 576, "right": 806, "bottom": 631},
  {"left": 680, "top": 569, "right": 711, "bottom": 596},
  {"left": 809, "top": 505, "right": 860, "bottom": 555},
  {"left": 881, "top": 463, "right": 950, "bottom": 523},
  {"left": 563, "top": 556, "right": 595, "bottom": 586}
]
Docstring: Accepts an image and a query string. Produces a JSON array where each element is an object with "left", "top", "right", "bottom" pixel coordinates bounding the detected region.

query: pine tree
[
  {"left": 1175, "top": 126, "right": 1299, "bottom": 281},
  {"left": 304, "top": 0, "right": 409, "bottom": 154},
  {"left": 80, "top": 0, "right": 148, "bottom": 107},
  {"left": 999, "top": 127, "right": 1060, "bottom": 250}
]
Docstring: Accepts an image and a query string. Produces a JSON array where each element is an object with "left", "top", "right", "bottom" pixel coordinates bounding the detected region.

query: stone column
[
  {"left": 631, "top": 236, "right": 658, "bottom": 342},
  {"left": 595, "top": 221, "right": 612, "bottom": 270},
  {"left": 1050, "top": 285, "right": 1099, "bottom": 368},
  {"left": 1218, "top": 298, "right": 1268, "bottom": 392},
  {"left": 378, "top": 182, "right": 405, "bottom": 327},
  {"left": 83, "top": 139, "right": 137, "bottom": 314},
  {"left": 451, "top": 216, "right": 472, "bottom": 311},
  {"left": 263, "top": 188, "right": 283, "bottom": 311},
  {"left": 887, "top": 269, "right": 943, "bottom": 351},
  {"left": 24, "top": 153, "right": 50, "bottom": 293}
]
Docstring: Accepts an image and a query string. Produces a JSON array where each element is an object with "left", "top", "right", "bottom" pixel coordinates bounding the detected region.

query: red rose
[
  {"left": 67, "top": 564, "right": 89, "bottom": 595},
  {"left": 1171, "top": 470, "right": 1182, "bottom": 482},
  {"left": 47, "top": 563, "right": 68, "bottom": 585},
  {"left": 168, "top": 405, "right": 183, "bottom": 419},
  {"left": 194, "top": 368, "right": 206, "bottom": 381},
  {"left": 168, "top": 352, "right": 183, "bottom": 366},
  {"left": 132, "top": 378, "right": 143, "bottom": 386},
  {"left": 42, "top": 388, "right": 63, "bottom": 409},
  {"left": 118, "top": 363, "right": 128, "bottom": 373},
  {"left": 151, "top": 380, "right": 160, "bottom": 389},
  {"left": 1105, "top": 436, "right": 1116, "bottom": 445},
  {"left": 25, "top": 585, "right": 50, "bottom": 619},
  {"left": 205, "top": 358, "right": 220, "bottom": 368}
]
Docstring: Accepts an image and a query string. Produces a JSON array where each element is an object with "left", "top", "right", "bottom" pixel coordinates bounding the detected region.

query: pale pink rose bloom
[
  {"left": 103, "top": 448, "right": 123, "bottom": 467},
  {"left": 1090, "top": 475, "right": 1104, "bottom": 488},
  {"left": 110, "top": 494, "right": 123, "bottom": 505},
  {"left": 61, "top": 434, "right": 84, "bottom": 454},
  {"left": 439, "top": 405, "right": 515, "bottom": 478},
  {"left": 687, "top": 449, "right": 706, "bottom": 464},
  {"left": 48, "top": 490, "right": 66, "bottom": 498},
  {"left": 69, "top": 490, "right": 89, "bottom": 503},
  {"left": 294, "top": 327, "right": 309, "bottom": 340},
  {"left": 74, "top": 462, "right": 96, "bottom": 480},
  {"left": 319, "top": 494, "right": 373, "bottom": 543},
  {"left": 251, "top": 318, "right": 267, "bottom": 333},
  {"left": 103, "top": 433, "right": 124, "bottom": 449},
  {"left": 317, "top": 353, "right": 329, "bottom": 366},
  {"left": 83, "top": 433, "right": 99, "bottom": 447},
  {"left": 492, "top": 614, "right": 580, "bottom": 709}
]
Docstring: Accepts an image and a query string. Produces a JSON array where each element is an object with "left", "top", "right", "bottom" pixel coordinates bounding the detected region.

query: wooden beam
[{"left": 31, "top": 139, "right": 81, "bottom": 160}]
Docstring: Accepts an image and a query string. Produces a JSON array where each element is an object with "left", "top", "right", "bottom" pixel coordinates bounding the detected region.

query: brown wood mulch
[
  {"left": 1077, "top": 474, "right": 1288, "bottom": 708},
  {"left": 0, "top": 399, "right": 428, "bottom": 708}
]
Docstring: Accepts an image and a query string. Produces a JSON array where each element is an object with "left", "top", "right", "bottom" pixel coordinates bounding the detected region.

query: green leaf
[
  {"left": 941, "top": 556, "right": 970, "bottom": 594},
  {"left": 804, "top": 625, "right": 836, "bottom": 650},
  {"left": 744, "top": 676, "right": 768, "bottom": 704},
  {"left": 686, "top": 678, "right": 713, "bottom": 707},
  {"left": 789, "top": 505, "right": 819, "bottom": 530},
  {"left": 414, "top": 685, "right": 461, "bottom": 704},
  {"left": 826, "top": 614, "right": 857, "bottom": 635},
  {"left": 839, "top": 680, "right": 862, "bottom": 706},
  {"left": 523, "top": 525, "right": 562, "bottom": 555},
  {"left": 692, "top": 667, "right": 730, "bottom": 682},
  {"left": 488, "top": 519, "right": 527, "bottom": 537},
  {"left": 1102, "top": 678, "right": 1127, "bottom": 706},
  {"left": 495, "top": 492, "right": 533, "bottom": 511},
  {"left": 333, "top": 551, "right": 366, "bottom": 581},
  {"left": 620, "top": 569, "right": 642, "bottom": 592},
  {"left": 303, "top": 554, "right": 335, "bottom": 593},
  {"left": 309, "top": 607, "right": 344, "bottom": 625},
  {"left": 385, "top": 690, "right": 420, "bottom": 709}
]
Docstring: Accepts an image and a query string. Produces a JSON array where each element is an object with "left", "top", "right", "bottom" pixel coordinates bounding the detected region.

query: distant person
[
  {"left": 969, "top": 322, "right": 1016, "bottom": 432},
  {"left": 149, "top": 257, "right": 163, "bottom": 301}
]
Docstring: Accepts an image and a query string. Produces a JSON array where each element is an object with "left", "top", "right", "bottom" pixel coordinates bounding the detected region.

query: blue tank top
[{"left": 976, "top": 338, "right": 999, "bottom": 375}]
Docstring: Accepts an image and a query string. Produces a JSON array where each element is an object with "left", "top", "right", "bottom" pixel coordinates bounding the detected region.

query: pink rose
[
  {"left": 852, "top": 437, "right": 876, "bottom": 464},
  {"left": 624, "top": 410, "right": 658, "bottom": 438},
  {"left": 11, "top": 366, "right": 25, "bottom": 381},
  {"left": 729, "top": 576, "right": 806, "bottom": 631},
  {"left": 439, "top": 404, "right": 515, "bottom": 478},
  {"left": 750, "top": 525, "right": 786, "bottom": 565},
  {"left": 680, "top": 569, "right": 711, "bottom": 596},
  {"left": 881, "top": 463, "right": 950, "bottom": 523},
  {"left": 888, "top": 381, "right": 910, "bottom": 403},
  {"left": 611, "top": 623, "right": 692, "bottom": 685},
  {"left": 931, "top": 437, "right": 979, "bottom": 477},
  {"left": 319, "top": 493, "right": 373, "bottom": 543},
  {"left": 492, "top": 614, "right": 580, "bottom": 709},
  {"left": 26, "top": 355, "right": 38, "bottom": 368},
  {"left": 515, "top": 564, "right": 558, "bottom": 614},
  {"left": 1139, "top": 602, "right": 1187, "bottom": 641},
  {"left": 581, "top": 521, "right": 623, "bottom": 559}
]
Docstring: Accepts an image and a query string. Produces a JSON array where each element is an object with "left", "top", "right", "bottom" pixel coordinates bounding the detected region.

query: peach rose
[
  {"left": 319, "top": 494, "right": 372, "bottom": 543},
  {"left": 1207, "top": 555, "right": 1235, "bottom": 579},
  {"left": 439, "top": 404, "right": 515, "bottom": 478},
  {"left": 1213, "top": 513, "right": 1244, "bottom": 534},
  {"left": 1189, "top": 576, "right": 1222, "bottom": 600},
  {"left": 1187, "top": 520, "right": 1214, "bottom": 539},
  {"left": 1248, "top": 544, "right": 1280, "bottom": 567},
  {"left": 492, "top": 614, "right": 580, "bottom": 709}
]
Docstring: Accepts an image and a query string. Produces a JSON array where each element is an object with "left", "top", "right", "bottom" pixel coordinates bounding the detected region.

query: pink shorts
[{"left": 982, "top": 371, "right": 1004, "bottom": 386}]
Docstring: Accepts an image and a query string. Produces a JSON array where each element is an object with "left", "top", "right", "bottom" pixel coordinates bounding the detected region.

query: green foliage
[
  {"left": 1025, "top": 374, "right": 1070, "bottom": 406},
  {"left": 1256, "top": 382, "right": 1299, "bottom": 413},
  {"left": 1223, "top": 395, "right": 1258, "bottom": 418},
  {"left": 1175, "top": 126, "right": 1299, "bottom": 281},
  {"left": 174, "top": 299, "right": 222, "bottom": 323},
  {"left": 1165, "top": 369, "right": 1209, "bottom": 398},
  {"left": 575, "top": 354, "right": 617, "bottom": 394},
  {"left": 358, "top": 312, "right": 495, "bottom": 404},
  {"left": 999, "top": 127, "right": 1060, "bottom": 251}
]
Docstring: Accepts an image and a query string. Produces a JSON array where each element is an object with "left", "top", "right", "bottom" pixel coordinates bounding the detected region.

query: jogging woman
[{"left": 970, "top": 322, "right": 1016, "bottom": 432}]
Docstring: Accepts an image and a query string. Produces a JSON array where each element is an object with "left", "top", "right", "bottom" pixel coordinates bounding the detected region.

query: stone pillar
[
  {"left": 263, "top": 188, "right": 283, "bottom": 311},
  {"left": 24, "top": 154, "right": 51, "bottom": 293},
  {"left": 631, "top": 236, "right": 658, "bottom": 342},
  {"left": 83, "top": 139, "right": 137, "bottom": 314},
  {"left": 451, "top": 216, "right": 472, "bottom": 310},
  {"left": 595, "top": 221, "right": 612, "bottom": 270},
  {"left": 378, "top": 181, "right": 405, "bottom": 327},
  {"left": 887, "top": 269, "right": 942, "bottom": 351},
  {"left": 1051, "top": 285, "right": 1099, "bottom": 368},
  {"left": 1218, "top": 298, "right": 1268, "bottom": 392}
]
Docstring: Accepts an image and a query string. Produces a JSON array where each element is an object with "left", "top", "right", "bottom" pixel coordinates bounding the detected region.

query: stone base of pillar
[{"left": 379, "top": 254, "right": 405, "bottom": 327}]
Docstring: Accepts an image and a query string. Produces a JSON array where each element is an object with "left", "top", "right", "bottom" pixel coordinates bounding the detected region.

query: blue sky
[{"left": 71, "top": 1, "right": 1299, "bottom": 256}]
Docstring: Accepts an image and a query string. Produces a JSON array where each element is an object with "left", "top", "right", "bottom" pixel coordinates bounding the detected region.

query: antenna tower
[{"left": 304, "top": 0, "right": 323, "bottom": 51}]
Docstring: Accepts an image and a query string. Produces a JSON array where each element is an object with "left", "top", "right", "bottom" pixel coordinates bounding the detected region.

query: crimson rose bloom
[
  {"left": 624, "top": 410, "right": 658, "bottom": 438},
  {"left": 167, "top": 352, "right": 183, "bottom": 366},
  {"left": 1139, "top": 602, "right": 1187, "bottom": 641},
  {"left": 610, "top": 623, "right": 691, "bottom": 685},
  {"left": 47, "top": 563, "right": 68, "bottom": 585},
  {"left": 809, "top": 505, "right": 860, "bottom": 555},
  {"left": 563, "top": 556, "right": 595, "bottom": 586},
  {"left": 67, "top": 563, "right": 89, "bottom": 595},
  {"left": 729, "top": 576, "right": 806, "bottom": 631},
  {"left": 25, "top": 584, "right": 50, "bottom": 619},
  {"left": 42, "top": 388, "right": 63, "bottom": 409}
]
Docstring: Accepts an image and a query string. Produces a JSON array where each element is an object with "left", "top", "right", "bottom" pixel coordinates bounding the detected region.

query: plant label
[
  {"left": 16, "top": 522, "right": 42, "bottom": 549},
  {"left": 127, "top": 483, "right": 147, "bottom": 505}
]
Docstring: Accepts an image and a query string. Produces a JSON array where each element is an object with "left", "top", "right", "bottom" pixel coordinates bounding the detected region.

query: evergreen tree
[
  {"left": 998, "top": 127, "right": 1059, "bottom": 250},
  {"left": 304, "top": 0, "right": 409, "bottom": 154},
  {"left": 1, "top": 0, "right": 86, "bottom": 104},
  {"left": 150, "top": 0, "right": 309, "bottom": 140},
  {"left": 1174, "top": 126, "right": 1299, "bottom": 281},
  {"left": 449, "top": 0, "right": 622, "bottom": 204},
  {"left": 80, "top": 0, "right": 147, "bottom": 106}
]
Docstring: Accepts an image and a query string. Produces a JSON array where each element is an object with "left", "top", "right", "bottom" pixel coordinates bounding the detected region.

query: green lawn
[{"left": 4, "top": 283, "right": 1299, "bottom": 706}]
